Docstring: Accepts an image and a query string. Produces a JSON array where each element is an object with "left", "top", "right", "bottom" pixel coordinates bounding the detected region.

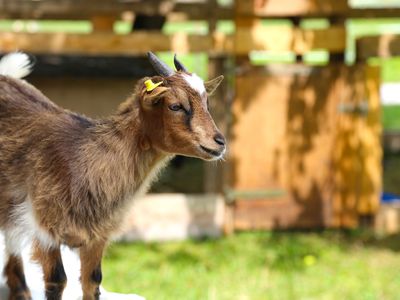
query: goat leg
[
  {"left": 79, "top": 240, "right": 106, "bottom": 300},
  {"left": 32, "top": 242, "right": 67, "bottom": 300},
  {"left": 4, "top": 254, "right": 32, "bottom": 300}
]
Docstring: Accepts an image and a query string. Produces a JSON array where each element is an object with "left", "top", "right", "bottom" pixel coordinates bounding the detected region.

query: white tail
[{"left": 0, "top": 52, "right": 33, "bottom": 79}]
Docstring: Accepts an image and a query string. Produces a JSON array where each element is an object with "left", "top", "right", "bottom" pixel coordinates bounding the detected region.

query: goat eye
[{"left": 168, "top": 104, "right": 182, "bottom": 111}]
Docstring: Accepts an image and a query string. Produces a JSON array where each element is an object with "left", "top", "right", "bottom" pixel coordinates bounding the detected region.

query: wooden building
[{"left": 1, "top": 0, "right": 399, "bottom": 234}]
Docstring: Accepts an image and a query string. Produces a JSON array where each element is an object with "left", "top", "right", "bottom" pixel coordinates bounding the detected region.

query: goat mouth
[{"left": 199, "top": 145, "right": 223, "bottom": 157}]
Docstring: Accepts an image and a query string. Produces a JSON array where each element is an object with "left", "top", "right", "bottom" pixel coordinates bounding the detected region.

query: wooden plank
[
  {"left": 237, "top": 0, "right": 349, "bottom": 17},
  {"left": 331, "top": 68, "right": 364, "bottom": 227},
  {"left": 28, "top": 55, "right": 155, "bottom": 78},
  {"left": 359, "top": 66, "right": 381, "bottom": 216},
  {"left": 235, "top": 26, "right": 346, "bottom": 54},
  {"left": 0, "top": 27, "right": 345, "bottom": 55},
  {"left": 331, "top": 65, "right": 381, "bottom": 227},
  {"left": 230, "top": 65, "right": 341, "bottom": 230},
  {"left": 0, "top": 32, "right": 216, "bottom": 55},
  {"left": 234, "top": 199, "right": 324, "bottom": 230},
  {"left": 237, "top": 0, "right": 400, "bottom": 18},
  {"left": 2, "top": 0, "right": 400, "bottom": 20},
  {"left": 91, "top": 15, "right": 116, "bottom": 32},
  {"left": 0, "top": 0, "right": 233, "bottom": 20},
  {"left": 346, "top": 8, "right": 400, "bottom": 18},
  {"left": 357, "top": 35, "right": 400, "bottom": 61}
]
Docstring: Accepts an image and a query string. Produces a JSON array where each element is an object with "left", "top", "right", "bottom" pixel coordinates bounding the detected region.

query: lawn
[
  {"left": 383, "top": 105, "right": 400, "bottom": 130},
  {"left": 102, "top": 231, "right": 400, "bottom": 300}
]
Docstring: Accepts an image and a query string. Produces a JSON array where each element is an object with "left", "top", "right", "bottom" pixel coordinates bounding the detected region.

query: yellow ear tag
[{"left": 145, "top": 79, "right": 163, "bottom": 92}]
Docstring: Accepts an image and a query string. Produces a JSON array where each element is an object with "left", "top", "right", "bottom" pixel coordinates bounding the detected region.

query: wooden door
[{"left": 229, "top": 64, "right": 381, "bottom": 229}]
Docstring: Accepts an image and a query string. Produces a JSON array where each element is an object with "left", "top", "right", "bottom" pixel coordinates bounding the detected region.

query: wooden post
[
  {"left": 290, "top": 17, "right": 303, "bottom": 63},
  {"left": 205, "top": 55, "right": 229, "bottom": 194},
  {"left": 204, "top": 0, "right": 229, "bottom": 194},
  {"left": 91, "top": 15, "right": 115, "bottom": 32},
  {"left": 328, "top": 17, "right": 346, "bottom": 62}
]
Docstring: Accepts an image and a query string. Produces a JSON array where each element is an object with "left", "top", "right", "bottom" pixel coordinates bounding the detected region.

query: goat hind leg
[
  {"left": 3, "top": 253, "right": 32, "bottom": 300},
  {"left": 3, "top": 230, "right": 32, "bottom": 300},
  {"left": 32, "top": 241, "right": 67, "bottom": 300}
]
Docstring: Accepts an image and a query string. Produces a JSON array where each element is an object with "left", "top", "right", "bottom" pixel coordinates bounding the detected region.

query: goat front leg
[
  {"left": 32, "top": 242, "right": 67, "bottom": 300},
  {"left": 80, "top": 240, "right": 106, "bottom": 300}
]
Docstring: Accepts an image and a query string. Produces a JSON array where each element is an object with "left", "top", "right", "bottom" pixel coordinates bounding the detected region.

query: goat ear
[
  {"left": 204, "top": 75, "right": 224, "bottom": 96},
  {"left": 143, "top": 86, "right": 170, "bottom": 107}
]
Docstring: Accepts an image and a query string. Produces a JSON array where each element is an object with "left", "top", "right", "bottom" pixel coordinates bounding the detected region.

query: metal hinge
[{"left": 337, "top": 101, "right": 369, "bottom": 116}]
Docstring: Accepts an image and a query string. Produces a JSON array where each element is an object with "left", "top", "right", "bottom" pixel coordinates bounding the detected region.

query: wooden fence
[{"left": 0, "top": 0, "right": 398, "bottom": 230}]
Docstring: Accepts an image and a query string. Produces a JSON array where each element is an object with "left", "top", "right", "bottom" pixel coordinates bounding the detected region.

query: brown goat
[{"left": 0, "top": 52, "right": 226, "bottom": 300}]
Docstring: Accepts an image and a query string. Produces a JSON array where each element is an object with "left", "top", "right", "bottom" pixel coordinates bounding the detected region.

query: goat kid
[{"left": 0, "top": 52, "right": 226, "bottom": 300}]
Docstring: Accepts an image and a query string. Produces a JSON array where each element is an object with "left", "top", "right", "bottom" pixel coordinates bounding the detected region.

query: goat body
[
  {"left": 0, "top": 52, "right": 225, "bottom": 300},
  {"left": 0, "top": 74, "right": 169, "bottom": 249}
]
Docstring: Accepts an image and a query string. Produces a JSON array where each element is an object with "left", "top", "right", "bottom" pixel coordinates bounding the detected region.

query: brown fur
[
  {"left": 4, "top": 255, "right": 31, "bottom": 300},
  {"left": 32, "top": 243, "right": 66, "bottom": 300},
  {"left": 79, "top": 241, "right": 105, "bottom": 300},
  {"left": 0, "top": 70, "right": 225, "bottom": 299}
]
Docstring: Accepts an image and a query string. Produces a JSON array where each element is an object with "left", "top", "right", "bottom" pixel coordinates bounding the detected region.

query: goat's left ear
[
  {"left": 143, "top": 86, "right": 170, "bottom": 108},
  {"left": 205, "top": 75, "right": 224, "bottom": 96}
]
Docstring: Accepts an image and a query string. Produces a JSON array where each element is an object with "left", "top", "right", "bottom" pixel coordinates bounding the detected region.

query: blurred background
[{"left": 2, "top": 0, "right": 400, "bottom": 299}]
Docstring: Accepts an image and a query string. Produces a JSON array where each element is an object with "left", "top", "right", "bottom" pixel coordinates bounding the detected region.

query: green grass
[
  {"left": 383, "top": 105, "right": 400, "bottom": 130},
  {"left": 102, "top": 231, "right": 400, "bottom": 300}
]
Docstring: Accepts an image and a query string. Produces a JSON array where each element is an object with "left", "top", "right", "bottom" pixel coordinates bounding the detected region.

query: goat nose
[{"left": 214, "top": 133, "right": 226, "bottom": 146}]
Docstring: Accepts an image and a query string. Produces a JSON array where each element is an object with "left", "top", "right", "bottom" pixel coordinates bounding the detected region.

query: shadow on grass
[
  {"left": 261, "top": 233, "right": 323, "bottom": 272},
  {"left": 338, "top": 229, "right": 400, "bottom": 252},
  {"left": 192, "top": 230, "right": 400, "bottom": 271},
  {"left": 106, "top": 230, "right": 400, "bottom": 276},
  {"left": 165, "top": 249, "right": 202, "bottom": 265}
]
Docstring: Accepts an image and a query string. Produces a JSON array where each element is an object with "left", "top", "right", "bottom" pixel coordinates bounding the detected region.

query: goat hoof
[{"left": 8, "top": 292, "right": 32, "bottom": 300}]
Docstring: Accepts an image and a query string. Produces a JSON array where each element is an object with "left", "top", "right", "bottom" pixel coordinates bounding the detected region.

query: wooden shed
[
  {"left": 1, "top": 0, "right": 399, "bottom": 235},
  {"left": 228, "top": 0, "right": 396, "bottom": 230}
]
